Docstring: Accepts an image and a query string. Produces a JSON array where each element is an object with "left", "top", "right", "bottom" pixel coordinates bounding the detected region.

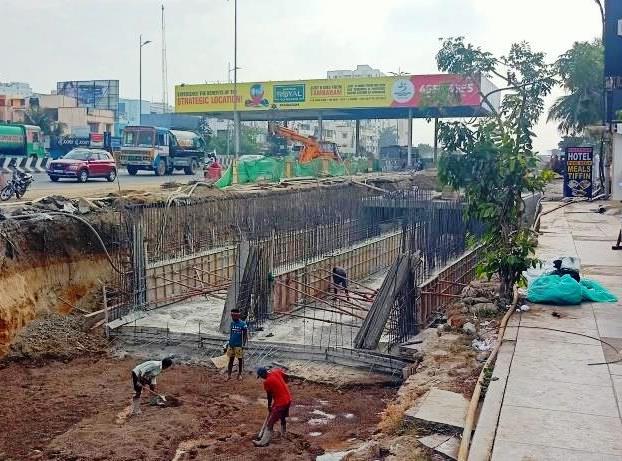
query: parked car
[{"left": 47, "top": 148, "right": 117, "bottom": 183}]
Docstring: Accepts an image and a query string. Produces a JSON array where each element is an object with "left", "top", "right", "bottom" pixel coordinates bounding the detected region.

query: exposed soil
[{"left": 0, "top": 356, "right": 396, "bottom": 461}]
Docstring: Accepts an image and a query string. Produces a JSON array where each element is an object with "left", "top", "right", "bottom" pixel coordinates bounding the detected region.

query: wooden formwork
[
  {"left": 145, "top": 246, "right": 236, "bottom": 308},
  {"left": 271, "top": 231, "right": 403, "bottom": 313}
]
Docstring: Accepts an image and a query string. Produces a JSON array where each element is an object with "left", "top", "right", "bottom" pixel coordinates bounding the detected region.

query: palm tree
[
  {"left": 23, "top": 108, "right": 66, "bottom": 136},
  {"left": 547, "top": 39, "right": 603, "bottom": 134}
]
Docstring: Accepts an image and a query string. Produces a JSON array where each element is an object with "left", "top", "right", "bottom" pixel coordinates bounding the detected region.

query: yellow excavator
[{"left": 268, "top": 123, "right": 341, "bottom": 163}]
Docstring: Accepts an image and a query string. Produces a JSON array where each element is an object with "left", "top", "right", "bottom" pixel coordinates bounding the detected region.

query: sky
[{"left": 1, "top": 0, "right": 603, "bottom": 151}]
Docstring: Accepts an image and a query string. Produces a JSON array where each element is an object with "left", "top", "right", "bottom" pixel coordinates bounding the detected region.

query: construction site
[{"left": 0, "top": 169, "right": 542, "bottom": 461}]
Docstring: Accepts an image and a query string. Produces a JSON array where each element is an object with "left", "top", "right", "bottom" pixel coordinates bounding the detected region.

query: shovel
[
  {"left": 144, "top": 386, "right": 167, "bottom": 403},
  {"left": 255, "top": 413, "right": 270, "bottom": 440}
]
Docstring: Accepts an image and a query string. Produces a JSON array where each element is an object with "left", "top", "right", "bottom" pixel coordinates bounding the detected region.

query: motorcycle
[{"left": 0, "top": 170, "right": 34, "bottom": 201}]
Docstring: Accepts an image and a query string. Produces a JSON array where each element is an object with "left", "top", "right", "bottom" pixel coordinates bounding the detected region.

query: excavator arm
[{"left": 269, "top": 123, "right": 340, "bottom": 163}]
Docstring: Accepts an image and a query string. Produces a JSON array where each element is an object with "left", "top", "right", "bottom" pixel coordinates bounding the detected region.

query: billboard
[
  {"left": 175, "top": 74, "right": 481, "bottom": 113},
  {"left": 564, "top": 147, "right": 593, "bottom": 198},
  {"left": 57, "top": 80, "right": 119, "bottom": 111}
]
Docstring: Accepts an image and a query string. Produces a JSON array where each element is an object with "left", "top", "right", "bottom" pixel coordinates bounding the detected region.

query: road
[{"left": 2, "top": 169, "right": 206, "bottom": 204}]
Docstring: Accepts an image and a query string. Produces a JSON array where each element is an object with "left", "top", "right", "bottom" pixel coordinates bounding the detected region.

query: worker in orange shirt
[{"left": 253, "top": 366, "right": 292, "bottom": 447}]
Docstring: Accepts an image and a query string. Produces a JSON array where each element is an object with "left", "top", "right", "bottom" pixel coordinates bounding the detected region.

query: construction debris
[
  {"left": 404, "top": 388, "right": 471, "bottom": 431},
  {"left": 4, "top": 313, "right": 108, "bottom": 361},
  {"left": 417, "top": 433, "right": 460, "bottom": 460}
]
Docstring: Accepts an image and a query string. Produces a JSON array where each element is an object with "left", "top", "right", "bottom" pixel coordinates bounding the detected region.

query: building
[
  {"left": 0, "top": 82, "right": 33, "bottom": 99},
  {"left": 36, "top": 94, "right": 115, "bottom": 136},
  {"left": 118, "top": 98, "right": 174, "bottom": 130},
  {"left": 327, "top": 64, "right": 384, "bottom": 79},
  {"left": 0, "top": 95, "right": 29, "bottom": 123}
]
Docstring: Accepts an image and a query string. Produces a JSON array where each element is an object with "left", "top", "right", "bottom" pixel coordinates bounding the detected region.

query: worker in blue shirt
[{"left": 226, "top": 308, "right": 248, "bottom": 380}]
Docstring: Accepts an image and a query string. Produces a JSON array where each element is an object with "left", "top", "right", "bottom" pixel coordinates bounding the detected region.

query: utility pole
[
  {"left": 161, "top": 4, "right": 169, "bottom": 113},
  {"left": 233, "top": 0, "right": 240, "bottom": 157},
  {"left": 139, "top": 34, "right": 152, "bottom": 124}
]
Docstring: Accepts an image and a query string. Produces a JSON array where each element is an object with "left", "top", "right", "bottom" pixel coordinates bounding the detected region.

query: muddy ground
[{"left": 0, "top": 356, "right": 396, "bottom": 461}]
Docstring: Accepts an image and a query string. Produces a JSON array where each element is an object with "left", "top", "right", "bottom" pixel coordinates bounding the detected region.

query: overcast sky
[{"left": 2, "top": 0, "right": 602, "bottom": 151}]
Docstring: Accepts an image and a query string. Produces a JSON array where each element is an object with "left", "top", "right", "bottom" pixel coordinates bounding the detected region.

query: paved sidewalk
[{"left": 490, "top": 201, "right": 622, "bottom": 460}]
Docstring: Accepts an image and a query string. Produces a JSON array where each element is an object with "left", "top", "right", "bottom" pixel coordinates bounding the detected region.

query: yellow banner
[{"left": 175, "top": 75, "right": 481, "bottom": 113}]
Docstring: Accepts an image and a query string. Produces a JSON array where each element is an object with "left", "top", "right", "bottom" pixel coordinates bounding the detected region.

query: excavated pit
[{"left": 0, "top": 215, "right": 115, "bottom": 355}]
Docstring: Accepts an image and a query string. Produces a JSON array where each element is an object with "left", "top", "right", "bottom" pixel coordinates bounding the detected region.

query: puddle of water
[
  {"left": 308, "top": 418, "right": 329, "bottom": 426},
  {"left": 311, "top": 409, "right": 336, "bottom": 419},
  {"left": 309, "top": 431, "right": 323, "bottom": 437}
]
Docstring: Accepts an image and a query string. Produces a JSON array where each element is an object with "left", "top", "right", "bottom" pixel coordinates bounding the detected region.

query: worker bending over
[
  {"left": 332, "top": 266, "right": 350, "bottom": 300},
  {"left": 131, "top": 357, "right": 173, "bottom": 415},
  {"left": 254, "top": 366, "right": 292, "bottom": 447},
  {"left": 227, "top": 308, "right": 248, "bottom": 380}
]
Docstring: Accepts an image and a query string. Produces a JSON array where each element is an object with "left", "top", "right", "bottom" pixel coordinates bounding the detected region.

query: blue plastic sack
[
  {"left": 580, "top": 279, "right": 618, "bottom": 303},
  {"left": 527, "top": 274, "right": 618, "bottom": 305},
  {"left": 528, "top": 274, "right": 583, "bottom": 305}
]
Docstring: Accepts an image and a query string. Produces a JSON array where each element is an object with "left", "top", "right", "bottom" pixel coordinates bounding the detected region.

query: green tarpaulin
[{"left": 214, "top": 157, "right": 374, "bottom": 189}]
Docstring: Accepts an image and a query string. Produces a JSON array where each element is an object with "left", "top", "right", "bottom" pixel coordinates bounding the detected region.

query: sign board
[
  {"left": 175, "top": 74, "right": 481, "bottom": 113},
  {"left": 564, "top": 146, "right": 593, "bottom": 198},
  {"left": 56, "top": 80, "right": 120, "bottom": 112},
  {"left": 90, "top": 133, "right": 104, "bottom": 147}
]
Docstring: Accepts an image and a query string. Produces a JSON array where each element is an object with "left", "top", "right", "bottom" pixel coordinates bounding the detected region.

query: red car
[{"left": 47, "top": 148, "right": 117, "bottom": 183}]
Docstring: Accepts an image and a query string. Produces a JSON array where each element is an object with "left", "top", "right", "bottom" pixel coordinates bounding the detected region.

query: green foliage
[
  {"left": 207, "top": 125, "right": 262, "bottom": 156},
  {"left": 436, "top": 38, "right": 554, "bottom": 301},
  {"left": 547, "top": 40, "right": 604, "bottom": 134},
  {"left": 23, "top": 108, "right": 65, "bottom": 136}
]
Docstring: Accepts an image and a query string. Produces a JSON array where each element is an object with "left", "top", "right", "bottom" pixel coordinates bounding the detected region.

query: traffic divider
[{"left": 0, "top": 156, "right": 50, "bottom": 173}]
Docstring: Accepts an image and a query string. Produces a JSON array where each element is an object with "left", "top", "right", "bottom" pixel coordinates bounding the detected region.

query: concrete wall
[
  {"left": 271, "top": 231, "right": 403, "bottom": 313},
  {"left": 145, "top": 246, "right": 236, "bottom": 309}
]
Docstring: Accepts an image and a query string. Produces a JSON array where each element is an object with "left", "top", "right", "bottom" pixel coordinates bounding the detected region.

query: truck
[
  {"left": 119, "top": 125, "right": 206, "bottom": 176},
  {"left": 0, "top": 124, "right": 46, "bottom": 158}
]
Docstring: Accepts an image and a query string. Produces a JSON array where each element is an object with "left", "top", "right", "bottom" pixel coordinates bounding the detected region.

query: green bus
[{"left": 0, "top": 124, "right": 46, "bottom": 158}]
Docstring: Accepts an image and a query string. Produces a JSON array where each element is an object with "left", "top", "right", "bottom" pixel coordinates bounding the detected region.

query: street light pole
[
  {"left": 593, "top": 0, "right": 610, "bottom": 195},
  {"left": 139, "top": 34, "right": 152, "bottom": 125},
  {"left": 233, "top": 0, "right": 240, "bottom": 157}
]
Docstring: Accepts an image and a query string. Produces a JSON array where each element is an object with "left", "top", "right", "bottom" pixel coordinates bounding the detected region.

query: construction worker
[
  {"left": 332, "top": 266, "right": 350, "bottom": 300},
  {"left": 131, "top": 357, "right": 173, "bottom": 415},
  {"left": 226, "top": 308, "right": 248, "bottom": 380},
  {"left": 254, "top": 367, "right": 292, "bottom": 447}
]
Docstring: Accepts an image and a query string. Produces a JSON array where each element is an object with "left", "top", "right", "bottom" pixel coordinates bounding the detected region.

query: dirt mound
[{"left": 4, "top": 313, "right": 108, "bottom": 362}]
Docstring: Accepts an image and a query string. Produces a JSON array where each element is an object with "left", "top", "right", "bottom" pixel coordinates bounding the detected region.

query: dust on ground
[{"left": 0, "top": 356, "right": 396, "bottom": 461}]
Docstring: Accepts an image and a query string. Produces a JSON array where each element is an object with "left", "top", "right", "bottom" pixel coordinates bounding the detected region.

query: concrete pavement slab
[
  {"left": 491, "top": 439, "right": 622, "bottom": 461},
  {"left": 503, "top": 375, "right": 619, "bottom": 417},
  {"left": 509, "top": 341, "right": 609, "bottom": 386},
  {"left": 612, "top": 376, "right": 622, "bottom": 414},
  {"left": 575, "top": 240, "right": 622, "bottom": 267},
  {"left": 495, "top": 405, "right": 622, "bottom": 456},
  {"left": 404, "top": 388, "right": 469, "bottom": 431}
]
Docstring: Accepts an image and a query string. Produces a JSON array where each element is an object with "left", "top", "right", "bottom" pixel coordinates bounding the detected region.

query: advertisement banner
[
  {"left": 57, "top": 80, "right": 120, "bottom": 111},
  {"left": 564, "top": 146, "right": 593, "bottom": 198},
  {"left": 175, "top": 74, "right": 481, "bottom": 113}
]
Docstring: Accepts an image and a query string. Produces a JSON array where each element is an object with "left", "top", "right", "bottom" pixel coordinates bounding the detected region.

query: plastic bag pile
[{"left": 527, "top": 274, "right": 618, "bottom": 305}]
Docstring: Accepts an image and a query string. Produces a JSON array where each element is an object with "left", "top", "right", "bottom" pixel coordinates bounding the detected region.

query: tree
[
  {"left": 23, "top": 107, "right": 65, "bottom": 135},
  {"left": 207, "top": 125, "right": 262, "bottom": 156},
  {"left": 435, "top": 37, "right": 555, "bottom": 302},
  {"left": 547, "top": 40, "right": 603, "bottom": 134}
]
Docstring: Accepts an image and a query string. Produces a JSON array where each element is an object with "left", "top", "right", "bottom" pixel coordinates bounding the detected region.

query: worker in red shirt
[{"left": 253, "top": 366, "right": 292, "bottom": 447}]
